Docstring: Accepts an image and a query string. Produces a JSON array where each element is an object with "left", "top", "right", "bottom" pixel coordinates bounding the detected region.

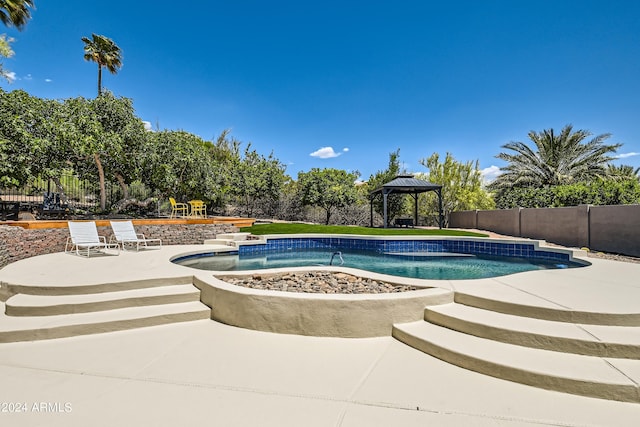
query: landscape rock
[{"left": 221, "top": 271, "right": 419, "bottom": 294}]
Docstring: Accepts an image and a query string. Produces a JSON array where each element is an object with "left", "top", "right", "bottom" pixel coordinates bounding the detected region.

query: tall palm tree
[
  {"left": 81, "top": 33, "right": 122, "bottom": 96},
  {"left": 491, "top": 124, "right": 621, "bottom": 189},
  {"left": 0, "top": 0, "right": 34, "bottom": 30}
]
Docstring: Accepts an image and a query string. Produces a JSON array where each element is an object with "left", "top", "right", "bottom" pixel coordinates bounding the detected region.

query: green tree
[
  {"left": 0, "top": 0, "right": 34, "bottom": 30},
  {"left": 204, "top": 129, "right": 242, "bottom": 207},
  {"left": 297, "top": 168, "right": 360, "bottom": 225},
  {"left": 0, "top": 34, "right": 14, "bottom": 83},
  {"left": 0, "top": 89, "right": 77, "bottom": 194},
  {"left": 0, "top": 88, "right": 42, "bottom": 186},
  {"left": 82, "top": 34, "right": 122, "bottom": 96},
  {"left": 90, "top": 91, "right": 148, "bottom": 201},
  {"left": 275, "top": 177, "right": 305, "bottom": 221},
  {"left": 418, "top": 152, "right": 494, "bottom": 226},
  {"left": 367, "top": 149, "right": 409, "bottom": 223},
  {"left": 230, "top": 146, "right": 286, "bottom": 217},
  {"left": 59, "top": 96, "right": 111, "bottom": 208},
  {"left": 491, "top": 124, "right": 621, "bottom": 190},
  {"left": 141, "top": 130, "right": 216, "bottom": 203},
  {"left": 53, "top": 93, "right": 149, "bottom": 211}
]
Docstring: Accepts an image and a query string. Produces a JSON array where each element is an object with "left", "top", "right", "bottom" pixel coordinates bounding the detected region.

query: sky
[{"left": 3, "top": 0, "right": 640, "bottom": 181}]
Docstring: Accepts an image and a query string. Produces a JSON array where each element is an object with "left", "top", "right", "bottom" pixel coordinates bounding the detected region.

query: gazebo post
[
  {"left": 383, "top": 191, "right": 388, "bottom": 228},
  {"left": 413, "top": 192, "right": 418, "bottom": 226},
  {"left": 437, "top": 188, "right": 443, "bottom": 229},
  {"left": 369, "top": 197, "right": 374, "bottom": 227}
]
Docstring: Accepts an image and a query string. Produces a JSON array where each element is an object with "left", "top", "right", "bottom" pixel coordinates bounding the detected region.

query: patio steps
[
  {"left": 393, "top": 301, "right": 640, "bottom": 403},
  {"left": 1, "top": 282, "right": 211, "bottom": 343}
]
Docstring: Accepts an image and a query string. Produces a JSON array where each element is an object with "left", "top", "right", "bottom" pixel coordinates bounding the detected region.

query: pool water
[{"left": 174, "top": 248, "right": 579, "bottom": 280}]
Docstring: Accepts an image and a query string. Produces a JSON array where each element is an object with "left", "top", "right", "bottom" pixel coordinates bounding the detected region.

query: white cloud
[
  {"left": 24, "top": 74, "right": 32, "bottom": 80},
  {"left": 44, "top": 78, "right": 52, "bottom": 83},
  {"left": 4, "top": 71, "right": 16, "bottom": 83},
  {"left": 142, "top": 121, "right": 153, "bottom": 131},
  {"left": 481, "top": 165, "right": 502, "bottom": 182},
  {"left": 342, "top": 147, "right": 349, "bottom": 152},
  {"left": 310, "top": 146, "right": 341, "bottom": 158},
  {"left": 615, "top": 152, "right": 640, "bottom": 159}
]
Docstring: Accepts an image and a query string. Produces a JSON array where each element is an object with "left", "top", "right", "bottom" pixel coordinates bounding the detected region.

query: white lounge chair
[
  {"left": 66, "top": 221, "right": 120, "bottom": 257},
  {"left": 110, "top": 220, "right": 162, "bottom": 251}
]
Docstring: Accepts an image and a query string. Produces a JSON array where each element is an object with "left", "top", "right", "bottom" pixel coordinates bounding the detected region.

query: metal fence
[{"left": 0, "top": 171, "right": 152, "bottom": 220}]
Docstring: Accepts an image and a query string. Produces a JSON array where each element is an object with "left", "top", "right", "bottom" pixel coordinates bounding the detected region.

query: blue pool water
[{"left": 174, "top": 248, "right": 582, "bottom": 280}]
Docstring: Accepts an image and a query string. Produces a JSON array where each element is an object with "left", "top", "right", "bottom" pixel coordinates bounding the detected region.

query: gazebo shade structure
[{"left": 369, "top": 175, "right": 443, "bottom": 229}]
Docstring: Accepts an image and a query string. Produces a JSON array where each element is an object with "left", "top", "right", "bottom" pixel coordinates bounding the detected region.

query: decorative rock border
[{"left": 221, "top": 271, "right": 419, "bottom": 294}]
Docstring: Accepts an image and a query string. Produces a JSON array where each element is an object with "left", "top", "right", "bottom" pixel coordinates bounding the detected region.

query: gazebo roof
[{"left": 370, "top": 174, "right": 442, "bottom": 196}]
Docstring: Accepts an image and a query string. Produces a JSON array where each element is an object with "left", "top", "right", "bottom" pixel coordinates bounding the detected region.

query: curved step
[
  {"left": 0, "top": 301, "right": 211, "bottom": 343},
  {"left": 425, "top": 303, "right": 640, "bottom": 358},
  {"left": 4, "top": 276, "right": 196, "bottom": 297},
  {"left": 392, "top": 321, "right": 640, "bottom": 403},
  {"left": 455, "top": 292, "right": 640, "bottom": 326},
  {"left": 5, "top": 285, "right": 201, "bottom": 316}
]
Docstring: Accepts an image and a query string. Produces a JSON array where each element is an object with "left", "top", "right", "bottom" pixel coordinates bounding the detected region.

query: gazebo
[{"left": 369, "top": 175, "right": 443, "bottom": 229}]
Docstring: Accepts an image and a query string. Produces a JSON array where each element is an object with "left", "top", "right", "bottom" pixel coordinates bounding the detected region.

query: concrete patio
[{"left": 1, "top": 244, "right": 640, "bottom": 426}]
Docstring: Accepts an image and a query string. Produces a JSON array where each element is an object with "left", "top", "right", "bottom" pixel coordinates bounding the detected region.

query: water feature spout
[{"left": 329, "top": 251, "right": 344, "bottom": 266}]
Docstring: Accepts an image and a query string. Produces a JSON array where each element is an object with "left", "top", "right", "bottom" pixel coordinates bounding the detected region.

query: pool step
[
  {"left": 1, "top": 283, "right": 212, "bottom": 343},
  {"left": 424, "top": 303, "right": 640, "bottom": 358},
  {"left": 0, "top": 300, "right": 211, "bottom": 343},
  {"left": 393, "top": 301, "right": 640, "bottom": 403},
  {"left": 5, "top": 284, "right": 201, "bottom": 316},
  {"left": 455, "top": 292, "right": 640, "bottom": 326},
  {"left": 393, "top": 319, "right": 640, "bottom": 403}
]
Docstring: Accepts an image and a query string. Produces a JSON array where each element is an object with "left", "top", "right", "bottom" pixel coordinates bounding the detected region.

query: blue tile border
[{"left": 238, "top": 237, "right": 571, "bottom": 262}]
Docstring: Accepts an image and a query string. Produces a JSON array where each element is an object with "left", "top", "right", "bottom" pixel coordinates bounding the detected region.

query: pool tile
[{"left": 241, "top": 237, "right": 569, "bottom": 263}]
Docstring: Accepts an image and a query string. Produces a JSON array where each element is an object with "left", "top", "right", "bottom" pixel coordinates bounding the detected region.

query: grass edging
[{"left": 240, "top": 223, "right": 487, "bottom": 237}]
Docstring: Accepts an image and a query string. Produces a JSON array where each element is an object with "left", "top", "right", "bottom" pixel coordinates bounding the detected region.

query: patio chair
[
  {"left": 65, "top": 221, "right": 120, "bottom": 257},
  {"left": 109, "top": 220, "right": 162, "bottom": 251},
  {"left": 169, "top": 197, "right": 189, "bottom": 218},
  {"left": 188, "top": 200, "right": 207, "bottom": 218}
]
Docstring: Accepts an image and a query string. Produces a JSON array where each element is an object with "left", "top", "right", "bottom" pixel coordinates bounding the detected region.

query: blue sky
[{"left": 3, "top": 0, "right": 640, "bottom": 180}]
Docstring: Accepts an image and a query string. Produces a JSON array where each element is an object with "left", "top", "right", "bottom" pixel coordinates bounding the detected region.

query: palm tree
[
  {"left": 0, "top": 0, "right": 34, "bottom": 30},
  {"left": 604, "top": 164, "right": 640, "bottom": 182},
  {"left": 81, "top": 33, "right": 122, "bottom": 96},
  {"left": 490, "top": 124, "right": 621, "bottom": 189}
]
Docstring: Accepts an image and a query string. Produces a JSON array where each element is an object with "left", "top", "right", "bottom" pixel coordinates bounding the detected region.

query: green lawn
[{"left": 240, "top": 223, "right": 488, "bottom": 237}]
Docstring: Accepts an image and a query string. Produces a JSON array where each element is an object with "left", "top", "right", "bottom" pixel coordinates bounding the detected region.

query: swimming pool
[{"left": 173, "top": 236, "right": 586, "bottom": 280}]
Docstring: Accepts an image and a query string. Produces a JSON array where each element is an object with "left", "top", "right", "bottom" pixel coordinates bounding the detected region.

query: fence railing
[{"left": 0, "top": 171, "right": 152, "bottom": 220}]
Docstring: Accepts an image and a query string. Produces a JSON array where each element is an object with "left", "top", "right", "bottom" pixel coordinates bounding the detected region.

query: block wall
[{"left": 0, "top": 223, "right": 237, "bottom": 268}]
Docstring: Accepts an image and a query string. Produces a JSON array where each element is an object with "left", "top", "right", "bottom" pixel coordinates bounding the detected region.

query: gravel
[
  {"left": 586, "top": 251, "right": 640, "bottom": 264},
  {"left": 220, "top": 271, "right": 419, "bottom": 294}
]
